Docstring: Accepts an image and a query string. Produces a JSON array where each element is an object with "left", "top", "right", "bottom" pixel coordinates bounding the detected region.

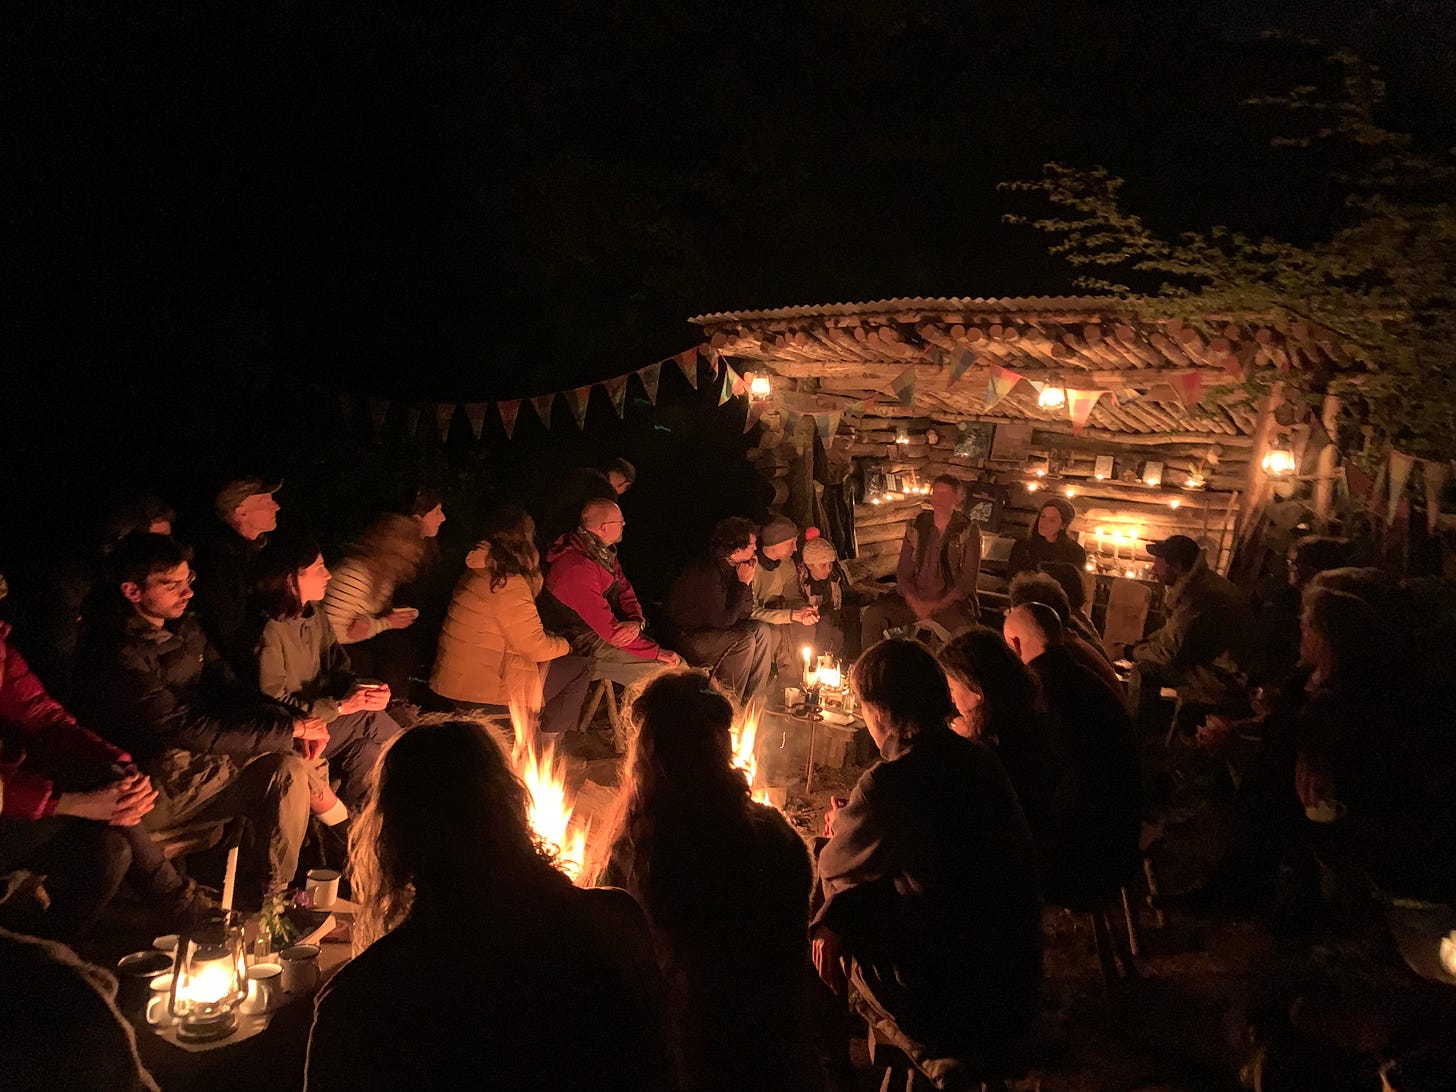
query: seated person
[
  {"left": 192, "top": 475, "right": 282, "bottom": 674},
  {"left": 306, "top": 718, "right": 671, "bottom": 1091},
  {"left": 749, "top": 516, "right": 819, "bottom": 676},
  {"left": 661, "top": 518, "right": 775, "bottom": 703},
  {"left": 1007, "top": 496, "right": 1086, "bottom": 580},
  {"left": 813, "top": 640, "right": 1042, "bottom": 1071},
  {"left": 1133, "top": 535, "right": 1253, "bottom": 735},
  {"left": 859, "top": 475, "right": 981, "bottom": 649},
  {"left": 1008, "top": 571, "right": 1123, "bottom": 699},
  {"left": 1003, "top": 603, "right": 1142, "bottom": 911},
  {"left": 1038, "top": 560, "right": 1110, "bottom": 660},
  {"left": 533, "top": 457, "right": 636, "bottom": 554},
  {"left": 0, "top": 611, "right": 212, "bottom": 942},
  {"left": 73, "top": 533, "right": 315, "bottom": 911},
  {"left": 540, "top": 498, "right": 679, "bottom": 687},
  {"left": 252, "top": 535, "right": 403, "bottom": 823},
  {"left": 797, "top": 530, "right": 853, "bottom": 658},
  {"left": 598, "top": 670, "right": 814, "bottom": 1092},
  {"left": 428, "top": 507, "right": 590, "bottom": 743}
]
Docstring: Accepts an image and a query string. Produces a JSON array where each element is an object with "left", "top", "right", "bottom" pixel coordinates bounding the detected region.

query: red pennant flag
[
  {"left": 497, "top": 399, "right": 521, "bottom": 439},
  {"left": 637, "top": 362, "right": 662, "bottom": 404},
  {"left": 1388, "top": 450, "right": 1416, "bottom": 526},
  {"left": 565, "top": 385, "right": 592, "bottom": 429},
  {"left": 603, "top": 375, "right": 629, "bottom": 418},
  {"left": 464, "top": 402, "right": 488, "bottom": 439},
  {"left": 983, "top": 365, "right": 1022, "bottom": 410},
  {"left": 1171, "top": 370, "right": 1204, "bottom": 409},
  {"left": 433, "top": 403, "right": 455, "bottom": 443},
  {"left": 1064, "top": 388, "right": 1105, "bottom": 436},
  {"left": 530, "top": 392, "right": 555, "bottom": 428},
  {"left": 676, "top": 348, "right": 699, "bottom": 389},
  {"left": 730, "top": 366, "right": 748, "bottom": 397},
  {"left": 890, "top": 366, "right": 917, "bottom": 407}
]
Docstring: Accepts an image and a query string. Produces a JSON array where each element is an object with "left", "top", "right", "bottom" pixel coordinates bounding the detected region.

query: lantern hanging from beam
[
  {"left": 1037, "top": 381, "right": 1067, "bottom": 410},
  {"left": 747, "top": 372, "right": 772, "bottom": 401},
  {"left": 1261, "top": 439, "right": 1297, "bottom": 477}
]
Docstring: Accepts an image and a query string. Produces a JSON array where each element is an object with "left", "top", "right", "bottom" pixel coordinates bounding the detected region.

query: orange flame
[
  {"left": 732, "top": 704, "right": 773, "bottom": 806},
  {"left": 509, "top": 698, "right": 588, "bottom": 882}
]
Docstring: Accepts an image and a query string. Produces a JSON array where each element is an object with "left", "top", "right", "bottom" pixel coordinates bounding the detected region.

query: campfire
[
  {"left": 509, "top": 701, "right": 589, "bottom": 882},
  {"left": 732, "top": 704, "right": 773, "bottom": 806}
]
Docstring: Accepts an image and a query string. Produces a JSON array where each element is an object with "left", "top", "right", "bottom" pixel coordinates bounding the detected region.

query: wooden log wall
[{"left": 842, "top": 413, "right": 1248, "bottom": 580}]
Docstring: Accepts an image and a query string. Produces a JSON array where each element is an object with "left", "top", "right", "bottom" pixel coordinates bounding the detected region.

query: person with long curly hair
[
  {"left": 597, "top": 670, "right": 813, "bottom": 1092},
  {"left": 428, "top": 507, "right": 590, "bottom": 741},
  {"left": 305, "top": 718, "right": 670, "bottom": 1090}
]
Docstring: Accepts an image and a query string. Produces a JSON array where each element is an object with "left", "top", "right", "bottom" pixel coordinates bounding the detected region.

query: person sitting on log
[
  {"left": 1007, "top": 496, "right": 1086, "bottom": 581},
  {"left": 540, "top": 498, "right": 680, "bottom": 687},
  {"left": 859, "top": 475, "right": 982, "bottom": 649},
  {"left": 661, "top": 518, "right": 776, "bottom": 704}
]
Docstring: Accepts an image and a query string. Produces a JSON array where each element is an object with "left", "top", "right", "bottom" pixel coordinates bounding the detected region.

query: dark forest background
[{"left": 3, "top": 0, "right": 1453, "bottom": 599}]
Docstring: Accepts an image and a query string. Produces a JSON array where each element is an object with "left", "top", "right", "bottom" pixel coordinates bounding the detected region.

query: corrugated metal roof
[{"left": 689, "top": 296, "right": 1135, "bottom": 324}]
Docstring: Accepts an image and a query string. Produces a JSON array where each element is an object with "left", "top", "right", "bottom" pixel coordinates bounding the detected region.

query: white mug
[
  {"left": 306, "top": 868, "right": 341, "bottom": 910},
  {"left": 146, "top": 974, "right": 178, "bottom": 1027},
  {"left": 280, "top": 944, "right": 321, "bottom": 994},
  {"left": 784, "top": 687, "right": 803, "bottom": 708},
  {"left": 241, "top": 963, "right": 282, "bottom": 1015}
]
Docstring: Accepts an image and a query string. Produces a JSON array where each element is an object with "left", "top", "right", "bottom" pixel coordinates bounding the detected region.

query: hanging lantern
[
  {"left": 167, "top": 914, "right": 247, "bottom": 1042},
  {"left": 895, "top": 427, "right": 911, "bottom": 445},
  {"left": 1037, "top": 382, "right": 1067, "bottom": 410},
  {"left": 1261, "top": 440, "right": 1297, "bottom": 477},
  {"left": 748, "top": 373, "right": 772, "bottom": 401}
]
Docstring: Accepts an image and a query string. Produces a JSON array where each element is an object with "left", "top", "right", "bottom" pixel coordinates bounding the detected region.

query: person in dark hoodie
[
  {"left": 1006, "top": 496, "right": 1086, "bottom": 581},
  {"left": 662, "top": 517, "right": 775, "bottom": 703},
  {"left": 540, "top": 498, "right": 680, "bottom": 686}
]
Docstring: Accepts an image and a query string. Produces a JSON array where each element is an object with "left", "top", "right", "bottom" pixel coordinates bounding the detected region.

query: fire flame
[
  {"left": 732, "top": 704, "right": 773, "bottom": 806},
  {"left": 509, "top": 700, "right": 588, "bottom": 882}
]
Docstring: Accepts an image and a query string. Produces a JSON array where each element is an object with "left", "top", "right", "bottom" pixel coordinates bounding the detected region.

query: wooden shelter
[{"left": 691, "top": 296, "right": 1311, "bottom": 590}]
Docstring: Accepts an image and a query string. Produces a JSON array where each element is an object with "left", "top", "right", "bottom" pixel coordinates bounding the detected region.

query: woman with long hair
[
  {"left": 252, "top": 534, "right": 402, "bottom": 825},
  {"left": 939, "top": 626, "right": 1061, "bottom": 866},
  {"left": 597, "top": 670, "right": 813, "bottom": 1092},
  {"left": 813, "top": 639, "right": 1041, "bottom": 1074},
  {"left": 428, "top": 507, "right": 590, "bottom": 741},
  {"left": 305, "top": 718, "right": 670, "bottom": 1090}
]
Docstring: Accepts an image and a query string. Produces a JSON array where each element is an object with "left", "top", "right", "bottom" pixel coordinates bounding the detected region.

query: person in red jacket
[
  {"left": 0, "top": 617, "right": 211, "bottom": 941},
  {"left": 540, "top": 499, "right": 680, "bottom": 686}
]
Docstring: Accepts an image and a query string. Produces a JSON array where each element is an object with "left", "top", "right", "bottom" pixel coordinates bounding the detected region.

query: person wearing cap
[
  {"left": 1007, "top": 496, "right": 1086, "bottom": 581},
  {"left": 193, "top": 475, "right": 282, "bottom": 674},
  {"left": 1132, "top": 534, "right": 1253, "bottom": 735},
  {"left": 749, "top": 516, "right": 818, "bottom": 679},
  {"left": 859, "top": 475, "right": 982, "bottom": 650},
  {"left": 796, "top": 531, "right": 852, "bottom": 658},
  {"left": 532, "top": 458, "right": 637, "bottom": 556}
]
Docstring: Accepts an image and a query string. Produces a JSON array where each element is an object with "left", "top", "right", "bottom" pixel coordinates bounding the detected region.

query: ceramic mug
[
  {"left": 280, "top": 943, "right": 321, "bottom": 994},
  {"left": 146, "top": 974, "right": 178, "bottom": 1027},
  {"left": 241, "top": 963, "right": 282, "bottom": 1015},
  {"left": 305, "top": 868, "right": 341, "bottom": 910}
]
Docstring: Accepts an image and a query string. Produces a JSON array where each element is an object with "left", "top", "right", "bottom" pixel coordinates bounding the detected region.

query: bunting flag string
[
  {"left": 1171, "top": 370, "right": 1204, "bottom": 409},
  {"left": 637, "top": 362, "right": 662, "bottom": 405},
  {"left": 983, "top": 364, "right": 1022, "bottom": 411},
  {"left": 433, "top": 403, "right": 455, "bottom": 443},
  {"left": 889, "top": 366, "right": 917, "bottom": 407},
  {"left": 565, "top": 385, "right": 592, "bottom": 429},
  {"left": 1422, "top": 460, "right": 1450, "bottom": 533},
  {"left": 531, "top": 392, "right": 556, "bottom": 428},
  {"left": 603, "top": 375, "right": 629, "bottom": 418},
  {"left": 925, "top": 346, "right": 946, "bottom": 368},
  {"left": 464, "top": 402, "right": 488, "bottom": 440},
  {"left": 497, "top": 399, "right": 521, "bottom": 440},
  {"left": 1064, "top": 389, "right": 1105, "bottom": 437},
  {"left": 718, "top": 367, "right": 734, "bottom": 406},
  {"left": 949, "top": 347, "right": 974, "bottom": 385},
  {"left": 1387, "top": 450, "right": 1416, "bottom": 526},
  {"left": 814, "top": 410, "right": 843, "bottom": 448},
  {"left": 676, "top": 347, "right": 700, "bottom": 389},
  {"left": 743, "top": 403, "right": 763, "bottom": 434},
  {"left": 729, "top": 365, "right": 748, "bottom": 398}
]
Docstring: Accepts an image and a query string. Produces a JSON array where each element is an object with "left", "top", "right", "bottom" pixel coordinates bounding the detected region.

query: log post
[
  {"left": 1236, "top": 383, "right": 1284, "bottom": 549},
  {"left": 787, "top": 413, "right": 818, "bottom": 529},
  {"left": 1312, "top": 393, "right": 1341, "bottom": 531}
]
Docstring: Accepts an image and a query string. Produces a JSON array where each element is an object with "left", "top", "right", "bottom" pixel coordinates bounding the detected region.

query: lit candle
[
  {"left": 802, "top": 647, "right": 816, "bottom": 689},
  {"left": 1095, "top": 526, "right": 1105, "bottom": 552},
  {"left": 1169, "top": 497, "right": 1181, "bottom": 509},
  {"left": 1111, "top": 529, "right": 1124, "bottom": 560}
]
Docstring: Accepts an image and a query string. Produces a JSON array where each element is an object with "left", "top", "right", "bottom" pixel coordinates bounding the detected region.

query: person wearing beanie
[
  {"left": 1007, "top": 496, "right": 1086, "bottom": 580},
  {"left": 750, "top": 516, "right": 819, "bottom": 681},
  {"left": 796, "top": 531, "right": 852, "bottom": 658}
]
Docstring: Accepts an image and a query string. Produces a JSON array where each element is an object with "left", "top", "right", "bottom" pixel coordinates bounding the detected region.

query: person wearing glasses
[{"left": 661, "top": 518, "right": 775, "bottom": 703}]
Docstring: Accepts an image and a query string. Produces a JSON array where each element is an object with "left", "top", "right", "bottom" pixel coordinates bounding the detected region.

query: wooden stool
[{"left": 577, "top": 674, "right": 626, "bottom": 752}]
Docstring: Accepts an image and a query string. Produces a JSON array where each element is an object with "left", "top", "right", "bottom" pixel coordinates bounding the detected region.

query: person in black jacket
[
  {"left": 1006, "top": 496, "right": 1086, "bottom": 580},
  {"left": 661, "top": 518, "right": 775, "bottom": 702},
  {"left": 1003, "top": 603, "right": 1142, "bottom": 911},
  {"left": 74, "top": 534, "right": 315, "bottom": 910}
]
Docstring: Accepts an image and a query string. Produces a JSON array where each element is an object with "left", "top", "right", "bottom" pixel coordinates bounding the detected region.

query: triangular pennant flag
[
  {"left": 1422, "top": 460, "right": 1450, "bottom": 533},
  {"left": 729, "top": 365, "right": 747, "bottom": 397},
  {"left": 564, "top": 385, "right": 592, "bottom": 429},
  {"left": 1171, "top": 370, "right": 1204, "bottom": 408},
  {"left": 337, "top": 393, "right": 354, "bottom": 419},
  {"left": 815, "top": 410, "right": 843, "bottom": 447},
  {"left": 949, "top": 347, "right": 974, "bottom": 384},
  {"left": 637, "top": 362, "right": 662, "bottom": 404},
  {"left": 676, "top": 348, "right": 699, "bottom": 389},
  {"left": 403, "top": 403, "right": 423, "bottom": 439},
  {"left": 1142, "top": 382, "right": 1180, "bottom": 404},
  {"left": 433, "top": 403, "right": 455, "bottom": 443},
  {"left": 1065, "top": 389, "right": 1105, "bottom": 437},
  {"left": 530, "top": 392, "right": 555, "bottom": 428},
  {"left": 369, "top": 397, "right": 389, "bottom": 437},
  {"left": 603, "top": 375, "right": 629, "bottom": 418},
  {"left": 983, "top": 364, "right": 1022, "bottom": 411},
  {"left": 743, "top": 403, "right": 763, "bottom": 434},
  {"left": 1388, "top": 450, "right": 1416, "bottom": 526},
  {"left": 709, "top": 349, "right": 722, "bottom": 380},
  {"left": 718, "top": 368, "right": 734, "bottom": 406},
  {"left": 844, "top": 398, "right": 870, "bottom": 420},
  {"left": 464, "top": 402, "right": 488, "bottom": 440},
  {"left": 890, "top": 366, "right": 917, "bottom": 407},
  {"left": 926, "top": 346, "right": 946, "bottom": 368},
  {"left": 497, "top": 399, "right": 521, "bottom": 440}
]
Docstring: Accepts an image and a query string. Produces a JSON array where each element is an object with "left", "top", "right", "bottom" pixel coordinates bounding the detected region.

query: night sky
[{"left": 2, "top": 1, "right": 1453, "bottom": 554}]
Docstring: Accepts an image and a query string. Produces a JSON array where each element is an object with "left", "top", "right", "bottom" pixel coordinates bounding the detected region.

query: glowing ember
[
  {"left": 509, "top": 700, "right": 588, "bottom": 881},
  {"left": 731, "top": 705, "right": 773, "bottom": 806}
]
